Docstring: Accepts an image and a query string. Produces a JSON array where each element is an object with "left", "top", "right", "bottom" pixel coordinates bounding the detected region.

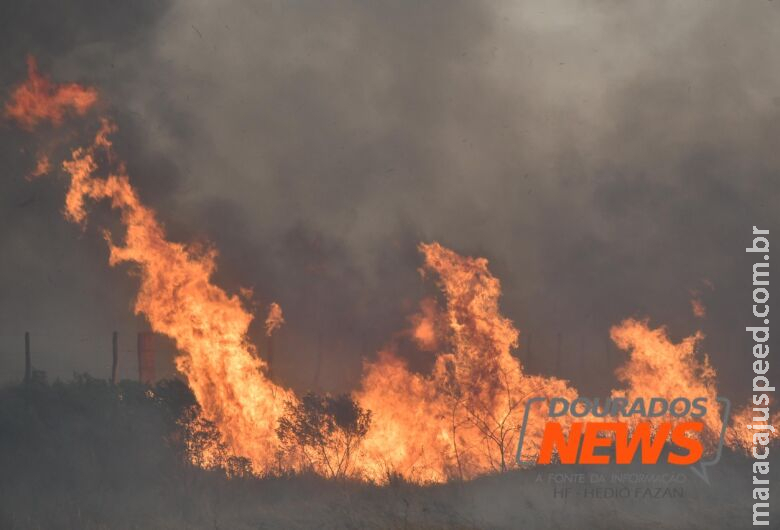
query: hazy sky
[{"left": 1, "top": 1, "right": 777, "bottom": 401}]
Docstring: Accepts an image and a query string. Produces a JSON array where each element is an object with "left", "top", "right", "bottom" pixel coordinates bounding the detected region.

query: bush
[{"left": 276, "top": 392, "right": 371, "bottom": 478}]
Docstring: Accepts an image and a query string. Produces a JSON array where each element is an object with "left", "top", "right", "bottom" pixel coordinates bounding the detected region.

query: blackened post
[
  {"left": 111, "top": 331, "right": 119, "bottom": 385},
  {"left": 24, "top": 331, "right": 31, "bottom": 384}
]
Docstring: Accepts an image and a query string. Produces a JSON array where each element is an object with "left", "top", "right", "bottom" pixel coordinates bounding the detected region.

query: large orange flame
[
  {"left": 355, "top": 243, "right": 577, "bottom": 481},
  {"left": 61, "top": 119, "right": 294, "bottom": 472},
  {"left": 609, "top": 319, "right": 721, "bottom": 447},
  {"left": 5, "top": 55, "right": 97, "bottom": 130}
]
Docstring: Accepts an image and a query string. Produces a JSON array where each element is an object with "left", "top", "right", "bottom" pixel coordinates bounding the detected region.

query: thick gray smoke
[{"left": 1, "top": 1, "right": 778, "bottom": 402}]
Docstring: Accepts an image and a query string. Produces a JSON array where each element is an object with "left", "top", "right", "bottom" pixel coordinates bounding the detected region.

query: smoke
[
  {"left": 0, "top": 0, "right": 179, "bottom": 380},
  {"left": 1, "top": 1, "right": 778, "bottom": 404}
]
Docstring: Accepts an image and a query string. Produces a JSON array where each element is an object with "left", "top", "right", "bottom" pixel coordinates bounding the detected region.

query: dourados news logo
[{"left": 516, "top": 396, "right": 731, "bottom": 482}]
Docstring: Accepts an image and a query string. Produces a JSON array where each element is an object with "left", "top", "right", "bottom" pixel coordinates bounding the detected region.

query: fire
[
  {"left": 5, "top": 55, "right": 97, "bottom": 130},
  {"left": 609, "top": 319, "right": 780, "bottom": 451},
  {"left": 690, "top": 296, "right": 706, "bottom": 318},
  {"left": 355, "top": 242, "right": 577, "bottom": 481},
  {"left": 409, "top": 297, "right": 443, "bottom": 351},
  {"left": 726, "top": 403, "right": 780, "bottom": 453},
  {"left": 27, "top": 154, "right": 51, "bottom": 180},
  {"left": 689, "top": 281, "right": 712, "bottom": 319},
  {"left": 60, "top": 119, "right": 294, "bottom": 472},
  {"left": 7, "top": 56, "right": 777, "bottom": 482},
  {"left": 609, "top": 319, "right": 722, "bottom": 448},
  {"left": 265, "top": 302, "right": 284, "bottom": 336}
]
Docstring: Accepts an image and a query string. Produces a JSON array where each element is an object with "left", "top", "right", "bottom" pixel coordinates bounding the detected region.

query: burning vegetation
[{"left": 4, "top": 56, "right": 778, "bottom": 484}]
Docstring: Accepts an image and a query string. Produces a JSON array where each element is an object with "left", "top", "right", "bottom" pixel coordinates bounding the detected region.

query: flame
[
  {"left": 27, "top": 154, "right": 51, "bottom": 180},
  {"left": 5, "top": 55, "right": 97, "bottom": 130},
  {"left": 609, "top": 319, "right": 722, "bottom": 447},
  {"left": 609, "top": 319, "right": 780, "bottom": 451},
  {"left": 61, "top": 119, "right": 294, "bottom": 472},
  {"left": 265, "top": 302, "right": 284, "bottom": 336},
  {"left": 689, "top": 281, "right": 713, "bottom": 319},
  {"left": 409, "top": 297, "right": 443, "bottom": 351},
  {"left": 690, "top": 297, "right": 706, "bottom": 318},
  {"left": 355, "top": 242, "right": 577, "bottom": 481},
  {"left": 726, "top": 403, "right": 780, "bottom": 452}
]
